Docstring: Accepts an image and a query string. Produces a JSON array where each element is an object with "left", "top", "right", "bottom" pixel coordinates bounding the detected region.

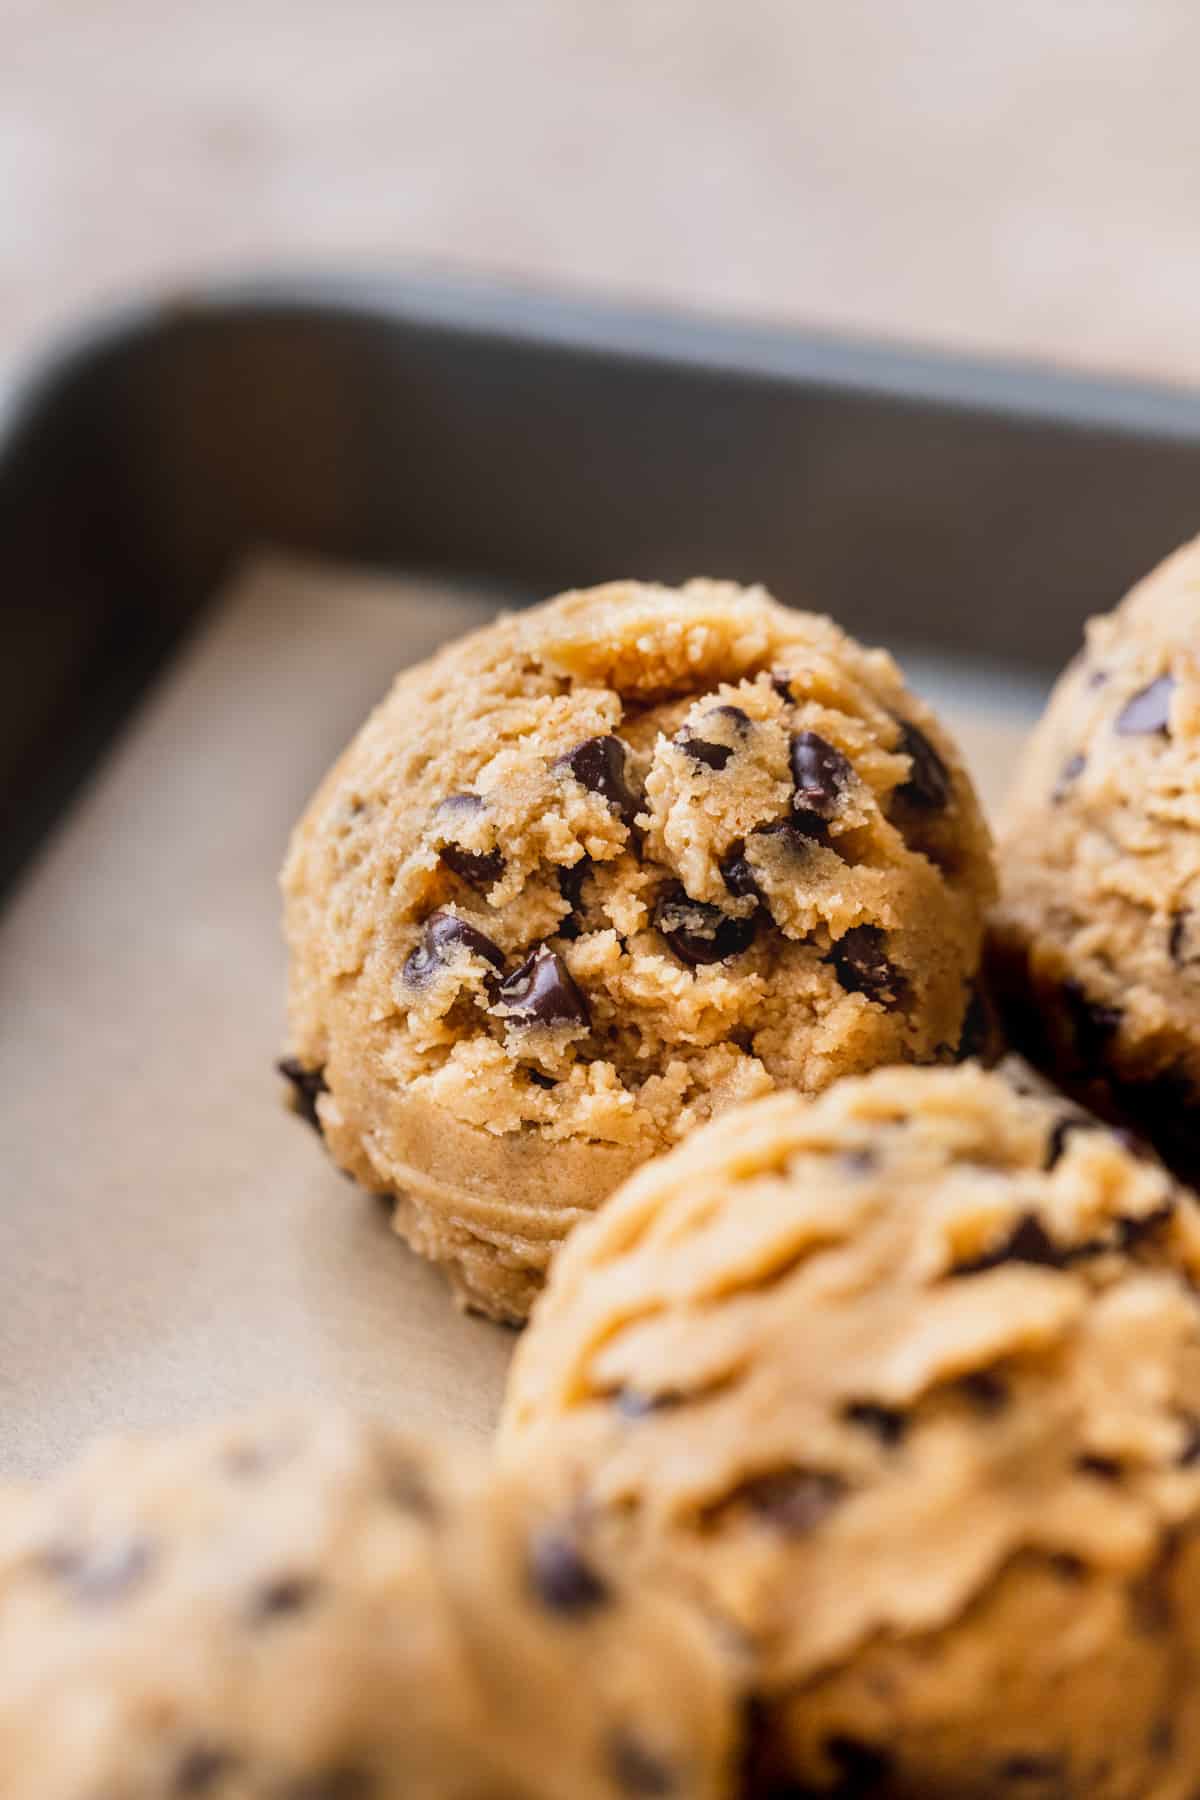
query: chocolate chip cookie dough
[
  {"left": 991, "top": 534, "right": 1200, "bottom": 1182},
  {"left": 0, "top": 1409, "right": 737, "bottom": 1800},
  {"left": 502, "top": 1065, "right": 1200, "bottom": 1797},
  {"left": 281, "top": 579, "right": 994, "bottom": 1321}
]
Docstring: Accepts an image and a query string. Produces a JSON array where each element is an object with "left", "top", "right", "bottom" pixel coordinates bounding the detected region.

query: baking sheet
[{"left": 0, "top": 558, "right": 1041, "bottom": 1478}]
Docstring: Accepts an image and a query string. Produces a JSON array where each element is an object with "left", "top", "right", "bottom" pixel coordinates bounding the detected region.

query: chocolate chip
[
  {"left": 1076, "top": 1453, "right": 1123, "bottom": 1481},
  {"left": 829, "top": 926, "right": 906, "bottom": 1008},
  {"left": 1169, "top": 909, "right": 1190, "bottom": 964},
  {"left": 528, "top": 1530, "right": 610, "bottom": 1616},
  {"left": 1115, "top": 673, "right": 1175, "bottom": 737},
  {"left": 961, "top": 1370, "right": 1010, "bottom": 1414},
  {"left": 825, "top": 1736, "right": 895, "bottom": 1795},
  {"left": 557, "top": 858, "right": 592, "bottom": 938},
  {"left": 403, "top": 910, "right": 505, "bottom": 987},
  {"left": 675, "top": 732, "right": 732, "bottom": 770},
  {"left": 1061, "top": 980, "right": 1123, "bottom": 1060},
  {"left": 790, "top": 731, "right": 851, "bottom": 819},
  {"left": 42, "top": 1536, "right": 154, "bottom": 1605},
  {"left": 435, "top": 791, "right": 484, "bottom": 819},
  {"left": 894, "top": 721, "right": 951, "bottom": 810},
  {"left": 608, "top": 1731, "right": 676, "bottom": 1796},
  {"left": 770, "top": 672, "right": 794, "bottom": 701},
  {"left": 843, "top": 1402, "right": 907, "bottom": 1446},
  {"left": 175, "top": 1746, "right": 239, "bottom": 1793},
  {"left": 557, "top": 736, "right": 641, "bottom": 828},
  {"left": 954, "top": 1213, "right": 1065, "bottom": 1275},
  {"left": 439, "top": 842, "right": 505, "bottom": 890},
  {"left": 496, "top": 943, "right": 589, "bottom": 1027},
  {"left": 1052, "top": 752, "right": 1086, "bottom": 803},
  {"left": 1044, "top": 1113, "right": 1100, "bottom": 1170},
  {"left": 249, "top": 1574, "right": 320, "bottom": 1621},
  {"left": 998, "top": 1754, "right": 1067, "bottom": 1783},
  {"left": 719, "top": 841, "right": 763, "bottom": 902},
  {"left": 778, "top": 810, "right": 832, "bottom": 849},
  {"left": 277, "top": 1059, "right": 329, "bottom": 1133},
  {"left": 737, "top": 1469, "right": 845, "bottom": 1534},
  {"left": 955, "top": 986, "right": 992, "bottom": 1063},
  {"left": 654, "top": 888, "right": 757, "bottom": 965}
]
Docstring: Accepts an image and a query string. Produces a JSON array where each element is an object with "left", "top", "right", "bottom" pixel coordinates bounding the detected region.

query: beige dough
[
  {"left": 501, "top": 1065, "right": 1200, "bottom": 1797},
  {"left": 0, "top": 1408, "right": 737, "bottom": 1800},
  {"left": 281, "top": 579, "right": 994, "bottom": 1321},
  {"left": 991, "top": 534, "right": 1200, "bottom": 1184}
]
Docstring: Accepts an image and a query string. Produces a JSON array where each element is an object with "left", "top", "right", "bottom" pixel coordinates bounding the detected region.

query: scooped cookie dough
[
  {"left": 502, "top": 1065, "right": 1200, "bottom": 1797},
  {"left": 991, "top": 534, "right": 1200, "bottom": 1183},
  {"left": 0, "top": 1409, "right": 737, "bottom": 1800},
  {"left": 281, "top": 579, "right": 994, "bottom": 1321}
]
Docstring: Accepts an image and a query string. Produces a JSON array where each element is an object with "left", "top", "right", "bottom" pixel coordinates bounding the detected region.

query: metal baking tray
[
  {"left": 5, "top": 272, "right": 1200, "bottom": 1477},
  {"left": 5, "top": 270, "right": 1200, "bottom": 901}
]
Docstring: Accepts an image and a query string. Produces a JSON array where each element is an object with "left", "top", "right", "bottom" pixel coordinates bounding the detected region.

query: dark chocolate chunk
[
  {"left": 737, "top": 1469, "right": 845, "bottom": 1534},
  {"left": 843, "top": 1402, "right": 907, "bottom": 1446},
  {"left": 557, "top": 858, "right": 592, "bottom": 939},
  {"left": 1169, "top": 909, "right": 1190, "bottom": 964},
  {"left": 41, "top": 1536, "right": 154, "bottom": 1605},
  {"left": 961, "top": 1370, "right": 1010, "bottom": 1415},
  {"left": 528, "top": 1530, "right": 610, "bottom": 1616},
  {"left": 997, "top": 1753, "right": 1067, "bottom": 1783},
  {"left": 955, "top": 986, "right": 992, "bottom": 1063},
  {"left": 435, "top": 791, "right": 483, "bottom": 818},
  {"left": 250, "top": 1573, "right": 320, "bottom": 1621},
  {"left": 403, "top": 910, "right": 505, "bottom": 987},
  {"left": 556, "top": 735, "right": 641, "bottom": 828},
  {"left": 954, "top": 1213, "right": 1065, "bottom": 1275},
  {"left": 770, "top": 672, "right": 794, "bottom": 701},
  {"left": 675, "top": 731, "right": 733, "bottom": 771},
  {"left": 1076, "top": 1453, "right": 1123, "bottom": 1481},
  {"left": 1044, "top": 1113, "right": 1100, "bottom": 1171},
  {"left": 1052, "top": 752, "right": 1086, "bottom": 803},
  {"left": 1115, "top": 673, "right": 1175, "bottom": 737},
  {"left": 175, "top": 1746, "right": 239, "bottom": 1793},
  {"left": 1060, "top": 980, "right": 1123, "bottom": 1060},
  {"left": 276, "top": 1059, "right": 329, "bottom": 1134},
  {"left": 720, "top": 841, "right": 763, "bottom": 902},
  {"left": 789, "top": 731, "right": 852, "bottom": 819},
  {"left": 608, "top": 1731, "right": 677, "bottom": 1796},
  {"left": 829, "top": 926, "right": 906, "bottom": 1008},
  {"left": 894, "top": 721, "right": 951, "bottom": 810},
  {"left": 496, "top": 944, "right": 589, "bottom": 1026},
  {"left": 779, "top": 810, "right": 832, "bottom": 849},
  {"left": 438, "top": 842, "right": 505, "bottom": 890},
  {"left": 825, "top": 1735, "right": 896, "bottom": 1795},
  {"left": 654, "top": 889, "right": 757, "bottom": 965}
]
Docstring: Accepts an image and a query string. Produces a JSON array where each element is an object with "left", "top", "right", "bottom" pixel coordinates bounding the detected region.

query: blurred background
[{"left": 5, "top": 0, "right": 1200, "bottom": 390}]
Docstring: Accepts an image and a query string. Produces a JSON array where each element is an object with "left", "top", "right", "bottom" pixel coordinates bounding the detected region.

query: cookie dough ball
[
  {"left": 0, "top": 1410, "right": 737, "bottom": 1800},
  {"left": 992, "top": 534, "right": 1200, "bottom": 1184},
  {"left": 501, "top": 1065, "right": 1200, "bottom": 1797},
  {"left": 281, "top": 579, "right": 994, "bottom": 1321}
]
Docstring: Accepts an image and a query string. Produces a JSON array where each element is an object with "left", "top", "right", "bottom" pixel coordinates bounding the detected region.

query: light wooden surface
[
  {"left": 5, "top": 1, "right": 1200, "bottom": 388},
  {"left": 0, "top": 558, "right": 1029, "bottom": 1477}
]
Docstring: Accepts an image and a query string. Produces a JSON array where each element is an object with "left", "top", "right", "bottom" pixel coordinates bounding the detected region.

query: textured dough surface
[
  {"left": 281, "top": 579, "right": 994, "bottom": 1320},
  {"left": 0, "top": 1409, "right": 737, "bottom": 1800},
  {"left": 501, "top": 1065, "right": 1200, "bottom": 1797},
  {"left": 991, "top": 534, "right": 1200, "bottom": 1181}
]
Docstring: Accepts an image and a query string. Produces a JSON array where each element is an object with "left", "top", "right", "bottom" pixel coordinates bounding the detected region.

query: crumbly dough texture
[
  {"left": 0, "top": 1409, "right": 736, "bottom": 1800},
  {"left": 501, "top": 1065, "right": 1200, "bottom": 1798},
  {"left": 991, "top": 534, "right": 1200, "bottom": 1182},
  {"left": 282, "top": 579, "right": 994, "bottom": 1320}
]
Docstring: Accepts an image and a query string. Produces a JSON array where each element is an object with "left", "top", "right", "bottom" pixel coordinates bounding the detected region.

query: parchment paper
[{"left": 0, "top": 558, "right": 1040, "bottom": 1477}]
